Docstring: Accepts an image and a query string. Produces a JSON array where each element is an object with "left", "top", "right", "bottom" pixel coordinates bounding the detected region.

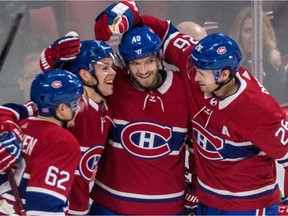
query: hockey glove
[
  {"left": 23, "top": 100, "right": 38, "bottom": 117},
  {"left": 0, "top": 121, "right": 22, "bottom": 173},
  {"left": 2, "top": 101, "right": 37, "bottom": 121},
  {"left": 40, "top": 32, "right": 80, "bottom": 71},
  {"left": 94, "top": 0, "right": 139, "bottom": 41},
  {"left": 184, "top": 183, "right": 199, "bottom": 216},
  {"left": 279, "top": 196, "right": 288, "bottom": 215},
  {"left": 0, "top": 120, "right": 23, "bottom": 143}
]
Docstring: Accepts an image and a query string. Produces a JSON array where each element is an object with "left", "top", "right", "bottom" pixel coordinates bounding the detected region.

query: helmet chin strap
[
  {"left": 82, "top": 73, "right": 107, "bottom": 99},
  {"left": 212, "top": 67, "right": 235, "bottom": 93},
  {"left": 212, "top": 76, "right": 234, "bottom": 92},
  {"left": 54, "top": 111, "right": 76, "bottom": 129}
]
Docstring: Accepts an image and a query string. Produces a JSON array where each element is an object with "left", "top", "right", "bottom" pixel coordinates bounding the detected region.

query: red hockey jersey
[
  {"left": 0, "top": 97, "right": 113, "bottom": 215},
  {"left": 90, "top": 68, "right": 190, "bottom": 214},
  {"left": 0, "top": 117, "right": 81, "bottom": 215},
  {"left": 68, "top": 98, "right": 113, "bottom": 215},
  {"left": 141, "top": 15, "right": 288, "bottom": 211}
]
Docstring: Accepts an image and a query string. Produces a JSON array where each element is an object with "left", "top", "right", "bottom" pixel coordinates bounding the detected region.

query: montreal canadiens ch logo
[
  {"left": 51, "top": 80, "right": 62, "bottom": 88},
  {"left": 121, "top": 122, "right": 172, "bottom": 159},
  {"left": 79, "top": 145, "right": 104, "bottom": 181},
  {"left": 192, "top": 121, "right": 224, "bottom": 160},
  {"left": 216, "top": 46, "right": 227, "bottom": 55}
]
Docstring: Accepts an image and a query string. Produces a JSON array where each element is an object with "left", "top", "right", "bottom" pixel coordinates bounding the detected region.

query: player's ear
[
  {"left": 79, "top": 69, "right": 90, "bottom": 83},
  {"left": 55, "top": 103, "right": 66, "bottom": 117},
  {"left": 220, "top": 68, "right": 231, "bottom": 81}
]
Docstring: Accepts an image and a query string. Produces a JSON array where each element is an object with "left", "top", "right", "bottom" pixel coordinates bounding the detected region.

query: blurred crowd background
[{"left": 0, "top": 1, "right": 287, "bottom": 105}]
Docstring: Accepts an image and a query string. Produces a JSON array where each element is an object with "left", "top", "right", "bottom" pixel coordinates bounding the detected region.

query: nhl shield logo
[{"left": 210, "top": 97, "right": 218, "bottom": 106}]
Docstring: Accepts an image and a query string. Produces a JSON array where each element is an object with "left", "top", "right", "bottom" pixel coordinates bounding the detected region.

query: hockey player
[
  {"left": 0, "top": 69, "right": 84, "bottom": 215},
  {"left": 40, "top": 38, "right": 117, "bottom": 214},
  {"left": 38, "top": 24, "right": 190, "bottom": 215},
  {"left": 89, "top": 27, "right": 190, "bottom": 215},
  {"left": 95, "top": 3, "right": 288, "bottom": 214},
  {"left": 62, "top": 40, "right": 116, "bottom": 215},
  {"left": 88, "top": 1, "right": 190, "bottom": 215}
]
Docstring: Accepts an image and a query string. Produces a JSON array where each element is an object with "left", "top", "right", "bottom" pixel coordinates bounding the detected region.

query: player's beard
[{"left": 129, "top": 70, "right": 162, "bottom": 91}]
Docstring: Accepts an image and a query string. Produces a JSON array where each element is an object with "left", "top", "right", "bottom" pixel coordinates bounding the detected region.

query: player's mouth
[
  {"left": 104, "top": 79, "right": 114, "bottom": 85},
  {"left": 138, "top": 72, "right": 151, "bottom": 79}
]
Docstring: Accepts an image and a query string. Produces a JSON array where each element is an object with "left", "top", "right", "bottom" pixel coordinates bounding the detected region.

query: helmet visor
[
  {"left": 112, "top": 52, "right": 125, "bottom": 69},
  {"left": 92, "top": 52, "right": 125, "bottom": 72},
  {"left": 69, "top": 90, "right": 89, "bottom": 113}
]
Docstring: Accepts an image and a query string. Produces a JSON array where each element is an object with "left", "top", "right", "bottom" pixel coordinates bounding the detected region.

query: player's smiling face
[
  {"left": 127, "top": 54, "right": 160, "bottom": 89},
  {"left": 94, "top": 57, "right": 116, "bottom": 96},
  {"left": 194, "top": 68, "right": 218, "bottom": 93}
]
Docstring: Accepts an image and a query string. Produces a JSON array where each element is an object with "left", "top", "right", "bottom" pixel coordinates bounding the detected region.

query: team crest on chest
[
  {"left": 192, "top": 121, "right": 224, "bottom": 160},
  {"left": 79, "top": 145, "right": 104, "bottom": 181},
  {"left": 121, "top": 122, "right": 172, "bottom": 159}
]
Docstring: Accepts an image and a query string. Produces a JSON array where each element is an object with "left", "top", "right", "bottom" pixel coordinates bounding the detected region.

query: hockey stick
[
  {"left": 7, "top": 170, "right": 25, "bottom": 215},
  {"left": 0, "top": 13, "right": 24, "bottom": 74}
]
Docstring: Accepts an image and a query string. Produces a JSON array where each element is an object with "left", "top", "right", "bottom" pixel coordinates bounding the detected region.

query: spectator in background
[
  {"left": 229, "top": 6, "right": 287, "bottom": 104},
  {"left": 176, "top": 21, "right": 207, "bottom": 41}
]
